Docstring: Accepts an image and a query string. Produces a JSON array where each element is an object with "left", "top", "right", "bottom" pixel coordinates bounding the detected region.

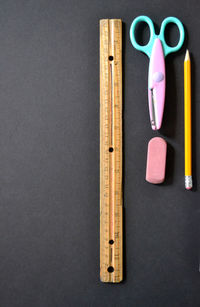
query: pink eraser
[{"left": 146, "top": 137, "right": 167, "bottom": 184}]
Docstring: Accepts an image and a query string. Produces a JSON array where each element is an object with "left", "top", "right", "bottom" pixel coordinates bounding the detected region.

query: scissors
[{"left": 130, "top": 16, "right": 185, "bottom": 130}]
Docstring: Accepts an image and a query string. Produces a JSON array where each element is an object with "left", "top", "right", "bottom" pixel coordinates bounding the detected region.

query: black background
[{"left": 0, "top": 0, "right": 199, "bottom": 306}]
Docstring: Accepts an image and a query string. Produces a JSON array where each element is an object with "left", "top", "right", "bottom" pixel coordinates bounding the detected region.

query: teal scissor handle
[
  {"left": 159, "top": 17, "right": 185, "bottom": 56},
  {"left": 130, "top": 16, "right": 155, "bottom": 58},
  {"left": 130, "top": 16, "right": 185, "bottom": 58}
]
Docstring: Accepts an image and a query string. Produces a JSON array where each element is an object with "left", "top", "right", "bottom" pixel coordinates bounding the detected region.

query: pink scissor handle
[{"left": 148, "top": 38, "right": 165, "bottom": 130}]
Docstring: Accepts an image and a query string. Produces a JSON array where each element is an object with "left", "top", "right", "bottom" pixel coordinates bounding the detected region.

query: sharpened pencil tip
[{"left": 185, "top": 49, "right": 190, "bottom": 61}]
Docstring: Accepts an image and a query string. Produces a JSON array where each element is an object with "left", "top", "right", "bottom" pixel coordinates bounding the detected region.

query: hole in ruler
[
  {"left": 109, "top": 240, "right": 114, "bottom": 245},
  {"left": 108, "top": 56, "right": 114, "bottom": 61},
  {"left": 109, "top": 147, "right": 114, "bottom": 152},
  {"left": 107, "top": 266, "right": 114, "bottom": 273}
]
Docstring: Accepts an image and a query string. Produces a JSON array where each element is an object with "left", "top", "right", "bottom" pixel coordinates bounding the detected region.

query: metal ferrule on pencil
[{"left": 185, "top": 175, "right": 193, "bottom": 190}]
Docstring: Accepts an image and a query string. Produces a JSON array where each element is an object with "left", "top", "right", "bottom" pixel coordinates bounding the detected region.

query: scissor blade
[
  {"left": 150, "top": 88, "right": 157, "bottom": 130},
  {"left": 148, "top": 38, "right": 165, "bottom": 130}
]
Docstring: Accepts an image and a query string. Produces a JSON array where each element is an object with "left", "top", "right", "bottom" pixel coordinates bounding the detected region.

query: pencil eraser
[{"left": 146, "top": 137, "right": 167, "bottom": 184}]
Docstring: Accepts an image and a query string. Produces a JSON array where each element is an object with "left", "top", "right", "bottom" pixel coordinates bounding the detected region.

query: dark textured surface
[{"left": 0, "top": 0, "right": 199, "bottom": 306}]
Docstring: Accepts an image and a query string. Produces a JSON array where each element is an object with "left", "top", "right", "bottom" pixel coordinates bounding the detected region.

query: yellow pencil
[{"left": 184, "top": 50, "right": 192, "bottom": 190}]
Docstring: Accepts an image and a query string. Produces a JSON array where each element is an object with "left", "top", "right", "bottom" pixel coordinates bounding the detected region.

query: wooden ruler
[{"left": 100, "top": 19, "right": 123, "bottom": 283}]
